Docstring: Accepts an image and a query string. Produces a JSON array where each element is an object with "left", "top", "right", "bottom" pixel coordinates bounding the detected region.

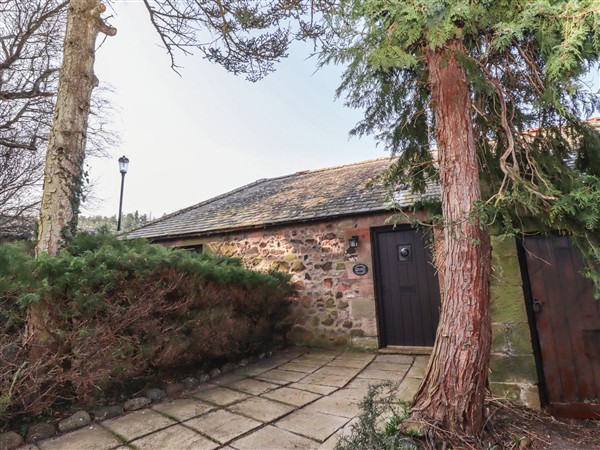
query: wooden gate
[
  {"left": 522, "top": 235, "right": 600, "bottom": 418},
  {"left": 373, "top": 228, "right": 441, "bottom": 348}
]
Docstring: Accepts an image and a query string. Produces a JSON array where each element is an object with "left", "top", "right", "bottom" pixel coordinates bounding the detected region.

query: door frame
[{"left": 371, "top": 225, "right": 440, "bottom": 349}]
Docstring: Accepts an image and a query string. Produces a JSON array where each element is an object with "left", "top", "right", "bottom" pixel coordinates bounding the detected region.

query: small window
[{"left": 180, "top": 244, "right": 203, "bottom": 254}]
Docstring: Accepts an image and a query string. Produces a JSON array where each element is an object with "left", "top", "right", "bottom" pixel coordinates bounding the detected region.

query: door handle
[{"left": 533, "top": 298, "right": 543, "bottom": 313}]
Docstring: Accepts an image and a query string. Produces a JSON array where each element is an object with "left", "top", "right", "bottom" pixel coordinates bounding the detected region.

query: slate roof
[{"left": 126, "top": 158, "right": 440, "bottom": 240}]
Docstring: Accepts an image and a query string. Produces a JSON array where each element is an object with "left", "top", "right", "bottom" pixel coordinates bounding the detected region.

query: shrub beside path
[{"left": 18, "top": 348, "right": 425, "bottom": 450}]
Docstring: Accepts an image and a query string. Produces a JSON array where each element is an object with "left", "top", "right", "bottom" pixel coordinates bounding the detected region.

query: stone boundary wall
[{"left": 489, "top": 236, "right": 541, "bottom": 410}]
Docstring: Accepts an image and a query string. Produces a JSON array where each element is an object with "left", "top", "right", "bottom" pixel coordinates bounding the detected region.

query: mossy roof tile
[{"left": 126, "top": 158, "right": 440, "bottom": 240}]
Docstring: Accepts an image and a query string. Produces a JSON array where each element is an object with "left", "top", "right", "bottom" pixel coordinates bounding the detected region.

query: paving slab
[
  {"left": 293, "top": 356, "right": 337, "bottom": 365},
  {"left": 318, "top": 417, "right": 359, "bottom": 450},
  {"left": 207, "top": 372, "right": 247, "bottom": 386},
  {"left": 294, "top": 354, "right": 338, "bottom": 364},
  {"left": 332, "top": 387, "right": 370, "bottom": 401},
  {"left": 299, "top": 373, "right": 352, "bottom": 388},
  {"left": 406, "top": 356, "right": 430, "bottom": 377},
  {"left": 236, "top": 362, "right": 282, "bottom": 376},
  {"left": 289, "top": 382, "right": 338, "bottom": 395},
  {"left": 225, "top": 378, "right": 280, "bottom": 395},
  {"left": 261, "top": 386, "right": 321, "bottom": 407},
  {"left": 368, "top": 362, "right": 412, "bottom": 373},
  {"left": 326, "top": 358, "right": 372, "bottom": 369},
  {"left": 152, "top": 398, "right": 214, "bottom": 421},
  {"left": 37, "top": 425, "right": 120, "bottom": 450},
  {"left": 314, "top": 365, "right": 362, "bottom": 378},
  {"left": 277, "top": 361, "right": 323, "bottom": 373},
  {"left": 184, "top": 410, "right": 261, "bottom": 444},
  {"left": 357, "top": 368, "right": 406, "bottom": 383},
  {"left": 396, "top": 377, "right": 422, "bottom": 402},
  {"left": 275, "top": 409, "right": 349, "bottom": 442},
  {"left": 344, "top": 378, "right": 382, "bottom": 390},
  {"left": 24, "top": 349, "right": 426, "bottom": 450},
  {"left": 193, "top": 386, "right": 250, "bottom": 406},
  {"left": 101, "top": 409, "right": 176, "bottom": 442},
  {"left": 256, "top": 368, "right": 308, "bottom": 384},
  {"left": 302, "top": 394, "right": 360, "bottom": 419},
  {"left": 231, "top": 425, "right": 319, "bottom": 450},
  {"left": 335, "top": 353, "right": 376, "bottom": 362},
  {"left": 227, "top": 396, "right": 294, "bottom": 422},
  {"left": 130, "top": 424, "right": 218, "bottom": 450},
  {"left": 373, "top": 354, "right": 415, "bottom": 364}
]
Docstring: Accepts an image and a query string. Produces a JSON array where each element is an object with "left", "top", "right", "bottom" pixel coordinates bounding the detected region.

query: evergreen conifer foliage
[{"left": 321, "top": 0, "right": 600, "bottom": 439}]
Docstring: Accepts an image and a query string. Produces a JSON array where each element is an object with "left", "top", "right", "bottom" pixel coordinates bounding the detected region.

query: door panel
[
  {"left": 523, "top": 236, "right": 600, "bottom": 418},
  {"left": 374, "top": 228, "right": 441, "bottom": 347}
]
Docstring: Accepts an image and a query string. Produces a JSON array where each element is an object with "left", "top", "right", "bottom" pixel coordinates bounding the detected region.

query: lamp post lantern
[{"left": 117, "top": 155, "right": 129, "bottom": 232}]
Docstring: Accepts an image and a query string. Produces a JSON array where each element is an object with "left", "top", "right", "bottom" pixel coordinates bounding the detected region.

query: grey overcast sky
[
  {"left": 82, "top": 1, "right": 599, "bottom": 219},
  {"left": 82, "top": 1, "right": 382, "bottom": 219}
]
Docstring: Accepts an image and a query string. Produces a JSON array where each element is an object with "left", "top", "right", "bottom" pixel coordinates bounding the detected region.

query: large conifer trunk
[
  {"left": 36, "top": 0, "right": 112, "bottom": 256},
  {"left": 410, "top": 39, "right": 492, "bottom": 435}
]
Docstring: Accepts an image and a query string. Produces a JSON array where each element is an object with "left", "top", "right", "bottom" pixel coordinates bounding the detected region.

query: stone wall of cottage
[{"left": 203, "top": 214, "right": 393, "bottom": 349}]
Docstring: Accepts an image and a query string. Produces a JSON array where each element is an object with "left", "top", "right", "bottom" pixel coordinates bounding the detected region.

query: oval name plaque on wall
[{"left": 352, "top": 263, "right": 369, "bottom": 276}]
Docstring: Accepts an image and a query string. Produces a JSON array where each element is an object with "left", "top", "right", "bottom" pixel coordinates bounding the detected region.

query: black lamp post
[{"left": 117, "top": 155, "right": 129, "bottom": 232}]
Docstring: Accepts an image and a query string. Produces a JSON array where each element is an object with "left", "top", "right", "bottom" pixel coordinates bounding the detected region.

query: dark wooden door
[
  {"left": 523, "top": 236, "right": 600, "bottom": 418},
  {"left": 374, "top": 228, "right": 441, "bottom": 347}
]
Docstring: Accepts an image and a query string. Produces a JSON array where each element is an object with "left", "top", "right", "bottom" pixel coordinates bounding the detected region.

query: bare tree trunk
[
  {"left": 29, "top": 1, "right": 115, "bottom": 360},
  {"left": 410, "top": 39, "right": 492, "bottom": 436},
  {"left": 35, "top": 0, "right": 115, "bottom": 256}
]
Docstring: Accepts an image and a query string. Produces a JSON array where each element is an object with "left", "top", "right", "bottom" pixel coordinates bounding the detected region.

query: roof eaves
[
  {"left": 123, "top": 175, "right": 293, "bottom": 237},
  {"left": 146, "top": 205, "right": 400, "bottom": 242}
]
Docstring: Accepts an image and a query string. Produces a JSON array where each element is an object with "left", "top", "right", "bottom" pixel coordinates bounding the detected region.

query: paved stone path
[{"left": 22, "top": 349, "right": 428, "bottom": 450}]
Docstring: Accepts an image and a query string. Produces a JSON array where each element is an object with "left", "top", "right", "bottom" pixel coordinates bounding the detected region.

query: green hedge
[{"left": 0, "top": 232, "right": 292, "bottom": 426}]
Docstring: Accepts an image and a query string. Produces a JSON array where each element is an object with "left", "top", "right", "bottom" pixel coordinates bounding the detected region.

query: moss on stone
[
  {"left": 271, "top": 261, "right": 290, "bottom": 272},
  {"left": 489, "top": 355, "right": 538, "bottom": 383},
  {"left": 285, "top": 253, "right": 298, "bottom": 261},
  {"left": 490, "top": 284, "right": 527, "bottom": 322},
  {"left": 321, "top": 315, "right": 334, "bottom": 326},
  {"left": 492, "top": 321, "right": 534, "bottom": 356},
  {"left": 491, "top": 236, "right": 518, "bottom": 257},
  {"left": 489, "top": 382, "right": 521, "bottom": 401},
  {"left": 336, "top": 263, "right": 346, "bottom": 270},
  {"left": 491, "top": 323, "right": 508, "bottom": 353},
  {"left": 291, "top": 261, "right": 306, "bottom": 272},
  {"left": 326, "top": 298, "right": 336, "bottom": 308},
  {"left": 350, "top": 336, "right": 378, "bottom": 350},
  {"left": 216, "top": 242, "right": 238, "bottom": 257},
  {"left": 491, "top": 254, "right": 522, "bottom": 287},
  {"left": 338, "top": 301, "right": 349, "bottom": 310},
  {"left": 332, "top": 335, "right": 349, "bottom": 346}
]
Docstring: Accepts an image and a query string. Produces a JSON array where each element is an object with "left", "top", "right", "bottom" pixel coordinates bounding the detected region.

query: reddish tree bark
[{"left": 410, "top": 38, "right": 492, "bottom": 435}]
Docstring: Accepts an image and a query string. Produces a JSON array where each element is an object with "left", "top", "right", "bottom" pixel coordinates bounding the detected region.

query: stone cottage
[{"left": 127, "top": 157, "right": 599, "bottom": 417}]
